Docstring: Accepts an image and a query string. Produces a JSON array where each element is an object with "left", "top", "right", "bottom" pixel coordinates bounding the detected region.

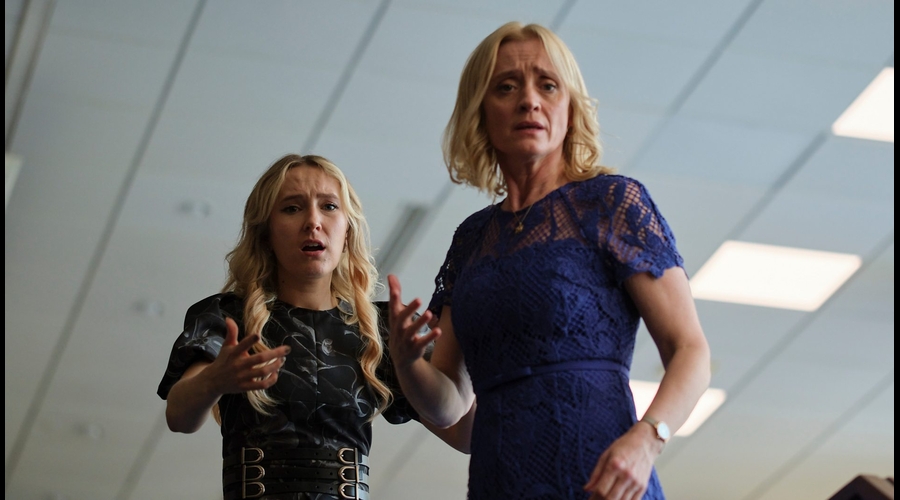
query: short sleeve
[
  {"left": 156, "top": 293, "right": 242, "bottom": 400},
  {"left": 601, "top": 177, "right": 683, "bottom": 283},
  {"left": 373, "top": 301, "right": 426, "bottom": 424},
  {"left": 427, "top": 206, "right": 493, "bottom": 317}
]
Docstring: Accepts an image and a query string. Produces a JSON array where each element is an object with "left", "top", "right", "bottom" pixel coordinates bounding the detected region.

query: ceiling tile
[
  {"left": 562, "top": 0, "right": 753, "bottom": 45},
  {"left": 192, "top": 0, "right": 379, "bottom": 69},
  {"left": 51, "top": 0, "right": 196, "bottom": 46},
  {"left": 730, "top": 0, "right": 894, "bottom": 66},
  {"left": 739, "top": 190, "right": 892, "bottom": 255},
  {"left": 680, "top": 50, "right": 885, "bottom": 132},
  {"left": 561, "top": 27, "right": 712, "bottom": 112},
  {"left": 632, "top": 116, "right": 814, "bottom": 186}
]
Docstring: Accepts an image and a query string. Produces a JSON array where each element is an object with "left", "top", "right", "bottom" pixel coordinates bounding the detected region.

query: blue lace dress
[{"left": 428, "top": 175, "right": 682, "bottom": 499}]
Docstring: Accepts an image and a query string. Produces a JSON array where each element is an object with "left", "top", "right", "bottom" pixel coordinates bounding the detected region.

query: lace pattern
[{"left": 428, "top": 175, "right": 678, "bottom": 499}]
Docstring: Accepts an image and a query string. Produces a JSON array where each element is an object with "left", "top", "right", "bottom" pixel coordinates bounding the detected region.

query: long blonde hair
[
  {"left": 221, "top": 154, "right": 390, "bottom": 419},
  {"left": 443, "top": 21, "right": 612, "bottom": 197}
]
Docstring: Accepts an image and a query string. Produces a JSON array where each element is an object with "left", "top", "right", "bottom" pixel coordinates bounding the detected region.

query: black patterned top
[{"left": 157, "top": 293, "right": 417, "bottom": 496}]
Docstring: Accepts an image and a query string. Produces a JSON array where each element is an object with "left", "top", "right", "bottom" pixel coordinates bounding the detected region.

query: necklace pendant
[{"left": 514, "top": 222, "right": 524, "bottom": 234}]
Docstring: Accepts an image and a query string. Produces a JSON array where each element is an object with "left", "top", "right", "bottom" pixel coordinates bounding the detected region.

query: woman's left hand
[
  {"left": 583, "top": 422, "right": 661, "bottom": 500},
  {"left": 387, "top": 274, "right": 441, "bottom": 370}
]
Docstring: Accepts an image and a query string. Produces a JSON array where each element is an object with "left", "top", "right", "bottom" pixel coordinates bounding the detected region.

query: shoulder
[
  {"left": 571, "top": 173, "right": 645, "bottom": 194},
  {"left": 567, "top": 174, "right": 653, "bottom": 208},
  {"left": 188, "top": 292, "right": 241, "bottom": 310},
  {"left": 185, "top": 292, "right": 243, "bottom": 320},
  {"left": 457, "top": 204, "right": 496, "bottom": 231}
]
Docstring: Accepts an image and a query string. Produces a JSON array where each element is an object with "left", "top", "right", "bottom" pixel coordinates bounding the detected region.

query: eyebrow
[
  {"left": 491, "top": 66, "right": 559, "bottom": 83},
  {"left": 279, "top": 192, "right": 340, "bottom": 203}
]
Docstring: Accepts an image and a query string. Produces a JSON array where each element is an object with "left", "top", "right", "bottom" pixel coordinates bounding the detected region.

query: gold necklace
[{"left": 513, "top": 203, "right": 535, "bottom": 234}]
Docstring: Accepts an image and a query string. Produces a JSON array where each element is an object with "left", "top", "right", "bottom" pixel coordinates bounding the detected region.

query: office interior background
[{"left": 4, "top": 1, "right": 893, "bottom": 499}]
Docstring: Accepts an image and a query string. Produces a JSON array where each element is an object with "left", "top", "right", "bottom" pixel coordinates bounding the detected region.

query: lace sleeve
[
  {"left": 427, "top": 206, "right": 493, "bottom": 317},
  {"left": 603, "top": 177, "right": 683, "bottom": 283},
  {"left": 156, "top": 293, "right": 242, "bottom": 400}
]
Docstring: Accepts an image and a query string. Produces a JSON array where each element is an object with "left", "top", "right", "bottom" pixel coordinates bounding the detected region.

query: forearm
[
  {"left": 395, "top": 357, "right": 473, "bottom": 428},
  {"left": 421, "top": 401, "right": 476, "bottom": 453},
  {"left": 643, "top": 342, "right": 711, "bottom": 433},
  {"left": 165, "top": 363, "right": 220, "bottom": 433}
]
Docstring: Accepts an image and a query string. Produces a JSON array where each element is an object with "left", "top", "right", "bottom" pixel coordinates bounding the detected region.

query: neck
[
  {"left": 499, "top": 154, "right": 568, "bottom": 211},
  {"left": 276, "top": 276, "right": 337, "bottom": 310}
]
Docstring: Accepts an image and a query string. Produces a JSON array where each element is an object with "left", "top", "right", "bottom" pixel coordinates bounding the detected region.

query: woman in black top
[{"left": 158, "top": 154, "right": 469, "bottom": 500}]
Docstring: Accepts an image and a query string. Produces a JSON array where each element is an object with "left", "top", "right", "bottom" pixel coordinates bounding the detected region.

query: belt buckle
[
  {"left": 243, "top": 464, "right": 265, "bottom": 481},
  {"left": 338, "top": 447, "right": 357, "bottom": 465},
  {"left": 339, "top": 482, "right": 360, "bottom": 500},
  {"left": 339, "top": 464, "right": 359, "bottom": 482},
  {"left": 241, "top": 447, "right": 264, "bottom": 464},
  {"left": 242, "top": 481, "right": 265, "bottom": 499}
]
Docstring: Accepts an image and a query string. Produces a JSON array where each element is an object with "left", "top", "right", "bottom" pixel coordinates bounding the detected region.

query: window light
[
  {"left": 832, "top": 67, "right": 893, "bottom": 142},
  {"left": 631, "top": 380, "right": 726, "bottom": 437},
  {"left": 689, "top": 241, "right": 861, "bottom": 311}
]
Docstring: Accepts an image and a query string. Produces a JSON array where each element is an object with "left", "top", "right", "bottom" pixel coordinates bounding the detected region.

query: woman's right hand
[
  {"left": 387, "top": 274, "right": 441, "bottom": 370},
  {"left": 204, "top": 317, "right": 290, "bottom": 395},
  {"left": 165, "top": 317, "right": 289, "bottom": 433}
]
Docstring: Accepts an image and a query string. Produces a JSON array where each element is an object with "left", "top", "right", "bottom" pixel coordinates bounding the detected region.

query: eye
[
  {"left": 323, "top": 202, "right": 339, "bottom": 211},
  {"left": 497, "top": 83, "right": 515, "bottom": 93},
  {"left": 542, "top": 82, "right": 558, "bottom": 92},
  {"left": 281, "top": 205, "right": 300, "bottom": 214}
]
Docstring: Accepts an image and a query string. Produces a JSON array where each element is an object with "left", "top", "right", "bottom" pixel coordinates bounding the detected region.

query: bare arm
[
  {"left": 585, "top": 267, "right": 710, "bottom": 499},
  {"left": 165, "top": 317, "right": 290, "bottom": 433},
  {"left": 627, "top": 267, "right": 711, "bottom": 435},
  {"left": 387, "top": 275, "right": 475, "bottom": 428},
  {"left": 420, "top": 400, "right": 476, "bottom": 454}
]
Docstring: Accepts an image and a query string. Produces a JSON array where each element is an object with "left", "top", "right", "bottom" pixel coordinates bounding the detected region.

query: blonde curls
[
  {"left": 443, "top": 21, "right": 613, "bottom": 197},
  {"left": 221, "top": 154, "right": 391, "bottom": 419}
]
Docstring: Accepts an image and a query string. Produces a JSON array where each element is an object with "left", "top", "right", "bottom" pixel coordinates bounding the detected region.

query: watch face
[{"left": 657, "top": 421, "right": 671, "bottom": 441}]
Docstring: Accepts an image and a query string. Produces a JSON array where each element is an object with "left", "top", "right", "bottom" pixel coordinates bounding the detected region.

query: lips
[
  {"left": 515, "top": 121, "right": 544, "bottom": 130},
  {"left": 301, "top": 240, "right": 325, "bottom": 251}
]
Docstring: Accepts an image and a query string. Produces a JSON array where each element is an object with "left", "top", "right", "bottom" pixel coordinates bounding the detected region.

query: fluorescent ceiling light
[
  {"left": 631, "top": 380, "right": 726, "bottom": 437},
  {"left": 832, "top": 67, "right": 893, "bottom": 142},
  {"left": 690, "top": 241, "right": 862, "bottom": 311}
]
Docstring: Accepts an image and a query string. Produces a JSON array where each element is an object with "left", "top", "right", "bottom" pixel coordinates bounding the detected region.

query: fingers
[
  {"left": 240, "top": 349, "right": 289, "bottom": 391},
  {"left": 224, "top": 316, "right": 240, "bottom": 346},
  {"left": 585, "top": 453, "right": 646, "bottom": 500},
  {"left": 388, "top": 274, "right": 402, "bottom": 312},
  {"left": 585, "top": 452, "right": 609, "bottom": 491}
]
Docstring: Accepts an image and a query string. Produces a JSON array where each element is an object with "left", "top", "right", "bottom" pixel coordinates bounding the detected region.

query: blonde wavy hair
[
  {"left": 219, "top": 154, "right": 390, "bottom": 420},
  {"left": 443, "top": 21, "right": 613, "bottom": 197}
]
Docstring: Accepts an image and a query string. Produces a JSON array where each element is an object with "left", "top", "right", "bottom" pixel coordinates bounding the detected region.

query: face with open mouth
[
  {"left": 268, "top": 165, "right": 349, "bottom": 290},
  {"left": 482, "top": 37, "right": 571, "bottom": 167}
]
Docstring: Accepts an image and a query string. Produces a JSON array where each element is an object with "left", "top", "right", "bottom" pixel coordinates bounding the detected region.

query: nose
[
  {"left": 304, "top": 209, "right": 322, "bottom": 232},
  {"left": 518, "top": 84, "right": 540, "bottom": 111}
]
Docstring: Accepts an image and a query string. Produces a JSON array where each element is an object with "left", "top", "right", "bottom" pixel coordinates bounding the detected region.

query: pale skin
[{"left": 389, "top": 38, "right": 711, "bottom": 500}]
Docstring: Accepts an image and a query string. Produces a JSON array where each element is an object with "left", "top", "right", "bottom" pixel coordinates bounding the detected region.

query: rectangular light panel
[
  {"left": 689, "top": 241, "right": 862, "bottom": 311},
  {"left": 832, "top": 67, "right": 893, "bottom": 142}
]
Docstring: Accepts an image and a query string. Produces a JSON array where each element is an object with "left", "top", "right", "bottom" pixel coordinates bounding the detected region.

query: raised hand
[
  {"left": 387, "top": 274, "right": 440, "bottom": 369},
  {"left": 204, "top": 317, "right": 291, "bottom": 395}
]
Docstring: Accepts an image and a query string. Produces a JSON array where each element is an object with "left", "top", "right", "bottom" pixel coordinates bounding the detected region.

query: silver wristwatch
[{"left": 640, "top": 416, "right": 671, "bottom": 443}]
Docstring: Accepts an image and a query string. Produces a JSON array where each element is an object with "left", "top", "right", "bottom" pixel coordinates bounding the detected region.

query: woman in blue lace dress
[
  {"left": 388, "top": 22, "right": 711, "bottom": 500},
  {"left": 158, "top": 154, "right": 469, "bottom": 500}
]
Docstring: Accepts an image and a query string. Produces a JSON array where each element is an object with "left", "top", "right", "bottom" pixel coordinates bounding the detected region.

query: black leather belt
[
  {"left": 223, "top": 446, "right": 369, "bottom": 469},
  {"left": 223, "top": 463, "right": 370, "bottom": 486},
  {"left": 222, "top": 447, "right": 370, "bottom": 500},
  {"left": 223, "top": 479, "right": 369, "bottom": 500}
]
